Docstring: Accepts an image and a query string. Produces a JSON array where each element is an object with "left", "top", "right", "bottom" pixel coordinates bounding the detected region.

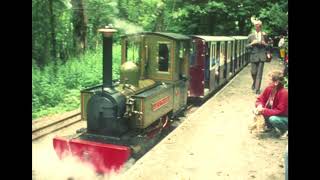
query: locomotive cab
[{"left": 120, "top": 32, "right": 190, "bottom": 128}]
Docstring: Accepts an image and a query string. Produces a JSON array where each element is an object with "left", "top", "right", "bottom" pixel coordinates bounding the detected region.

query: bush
[{"left": 32, "top": 44, "right": 121, "bottom": 119}]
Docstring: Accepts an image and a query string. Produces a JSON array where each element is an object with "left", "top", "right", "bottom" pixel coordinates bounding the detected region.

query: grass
[
  {"left": 32, "top": 44, "right": 121, "bottom": 120},
  {"left": 284, "top": 76, "right": 288, "bottom": 89}
]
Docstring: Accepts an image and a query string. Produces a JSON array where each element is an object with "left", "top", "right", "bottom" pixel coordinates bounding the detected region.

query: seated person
[{"left": 254, "top": 70, "right": 288, "bottom": 135}]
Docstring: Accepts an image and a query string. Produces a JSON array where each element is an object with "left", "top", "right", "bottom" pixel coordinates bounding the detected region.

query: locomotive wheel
[
  {"left": 160, "top": 115, "right": 169, "bottom": 128},
  {"left": 145, "top": 115, "right": 169, "bottom": 138}
]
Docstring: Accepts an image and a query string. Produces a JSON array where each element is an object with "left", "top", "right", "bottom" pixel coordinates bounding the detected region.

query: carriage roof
[
  {"left": 121, "top": 32, "right": 190, "bottom": 40},
  {"left": 191, "top": 35, "right": 235, "bottom": 42},
  {"left": 230, "top": 36, "right": 248, "bottom": 40}
]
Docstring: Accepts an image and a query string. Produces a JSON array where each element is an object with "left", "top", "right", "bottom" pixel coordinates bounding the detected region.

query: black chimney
[{"left": 98, "top": 26, "right": 117, "bottom": 88}]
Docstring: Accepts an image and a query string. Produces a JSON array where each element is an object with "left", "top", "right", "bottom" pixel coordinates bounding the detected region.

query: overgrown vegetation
[
  {"left": 32, "top": 44, "right": 121, "bottom": 119},
  {"left": 32, "top": 0, "right": 288, "bottom": 67}
]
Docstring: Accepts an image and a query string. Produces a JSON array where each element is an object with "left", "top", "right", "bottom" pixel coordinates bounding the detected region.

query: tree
[
  {"left": 86, "top": 0, "right": 117, "bottom": 49},
  {"left": 32, "top": 0, "right": 73, "bottom": 66},
  {"left": 32, "top": 0, "right": 288, "bottom": 67},
  {"left": 258, "top": 3, "right": 288, "bottom": 35},
  {"left": 153, "top": 1, "right": 166, "bottom": 31},
  {"left": 71, "top": 0, "right": 88, "bottom": 55}
]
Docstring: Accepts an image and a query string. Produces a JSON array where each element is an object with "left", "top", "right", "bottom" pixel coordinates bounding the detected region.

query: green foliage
[
  {"left": 284, "top": 77, "right": 288, "bottom": 89},
  {"left": 114, "top": 0, "right": 160, "bottom": 32},
  {"left": 32, "top": 0, "right": 119, "bottom": 65},
  {"left": 258, "top": 3, "right": 288, "bottom": 35},
  {"left": 86, "top": 0, "right": 118, "bottom": 48},
  {"left": 32, "top": 0, "right": 73, "bottom": 65},
  {"left": 33, "top": 0, "right": 289, "bottom": 66},
  {"left": 32, "top": 89, "right": 80, "bottom": 119},
  {"left": 32, "top": 44, "right": 121, "bottom": 119}
]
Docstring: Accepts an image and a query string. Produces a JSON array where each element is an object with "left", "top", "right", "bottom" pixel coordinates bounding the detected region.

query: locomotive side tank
[{"left": 53, "top": 28, "right": 190, "bottom": 173}]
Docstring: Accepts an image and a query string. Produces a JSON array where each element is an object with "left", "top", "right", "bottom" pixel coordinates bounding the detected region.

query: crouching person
[{"left": 254, "top": 70, "right": 288, "bottom": 136}]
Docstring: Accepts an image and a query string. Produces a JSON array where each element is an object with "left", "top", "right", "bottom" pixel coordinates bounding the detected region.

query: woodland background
[{"left": 32, "top": 0, "right": 288, "bottom": 119}]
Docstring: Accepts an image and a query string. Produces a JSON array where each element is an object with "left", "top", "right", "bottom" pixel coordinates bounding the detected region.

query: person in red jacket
[{"left": 254, "top": 70, "right": 288, "bottom": 135}]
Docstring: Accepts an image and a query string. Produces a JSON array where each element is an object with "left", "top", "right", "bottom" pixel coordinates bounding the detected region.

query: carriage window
[
  {"left": 220, "top": 42, "right": 225, "bottom": 63},
  {"left": 241, "top": 41, "right": 244, "bottom": 54},
  {"left": 211, "top": 43, "right": 216, "bottom": 67},
  {"left": 224, "top": 42, "right": 228, "bottom": 61},
  {"left": 216, "top": 42, "right": 220, "bottom": 66},
  {"left": 228, "top": 42, "right": 231, "bottom": 61},
  {"left": 243, "top": 41, "right": 245, "bottom": 53},
  {"left": 158, "top": 43, "right": 170, "bottom": 72},
  {"left": 189, "top": 42, "right": 196, "bottom": 66},
  {"left": 231, "top": 41, "right": 234, "bottom": 59},
  {"left": 126, "top": 40, "right": 140, "bottom": 63}
]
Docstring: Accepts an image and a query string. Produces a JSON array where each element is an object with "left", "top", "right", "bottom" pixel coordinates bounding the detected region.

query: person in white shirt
[{"left": 278, "top": 35, "right": 285, "bottom": 47}]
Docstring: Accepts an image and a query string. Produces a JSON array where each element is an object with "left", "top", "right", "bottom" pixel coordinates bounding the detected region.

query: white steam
[
  {"left": 32, "top": 136, "right": 134, "bottom": 180},
  {"left": 111, "top": 18, "right": 144, "bottom": 34}
]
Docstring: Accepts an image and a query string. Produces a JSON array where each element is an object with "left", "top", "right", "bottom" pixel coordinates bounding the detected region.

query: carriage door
[
  {"left": 189, "top": 38, "right": 205, "bottom": 97},
  {"left": 237, "top": 41, "right": 241, "bottom": 69}
]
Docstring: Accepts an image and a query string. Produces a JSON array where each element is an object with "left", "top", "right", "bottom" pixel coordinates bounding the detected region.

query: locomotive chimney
[{"left": 98, "top": 26, "right": 117, "bottom": 88}]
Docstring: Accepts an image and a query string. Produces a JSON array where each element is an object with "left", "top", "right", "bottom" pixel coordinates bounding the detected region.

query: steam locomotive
[{"left": 53, "top": 27, "right": 249, "bottom": 173}]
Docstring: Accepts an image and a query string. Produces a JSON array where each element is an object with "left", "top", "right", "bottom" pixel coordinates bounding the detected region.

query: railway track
[
  {"left": 31, "top": 106, "right": 196, "bottom": 143},
  {"left": 32, "top": 112, "right": 82, "bottom": 141}
]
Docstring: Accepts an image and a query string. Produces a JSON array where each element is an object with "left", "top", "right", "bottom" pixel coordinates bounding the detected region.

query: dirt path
[{"left": 121, "top": 60, "right": 287, "bottom": 180}]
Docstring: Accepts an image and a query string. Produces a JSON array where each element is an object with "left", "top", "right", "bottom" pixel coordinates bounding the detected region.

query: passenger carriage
[{"left": 188, "top": 36, "right": 235, "bottom": 99}]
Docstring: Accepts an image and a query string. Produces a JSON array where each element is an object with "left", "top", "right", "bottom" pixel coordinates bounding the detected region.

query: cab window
[
  {"left": 158, "top": 43, "right": 170, "bottom": 72},
  {"left": 126, "top": 40, "right": 140, "bottom": 63},
  {"left": 211, "top": 43, "right": 216, "bottom": 67}
]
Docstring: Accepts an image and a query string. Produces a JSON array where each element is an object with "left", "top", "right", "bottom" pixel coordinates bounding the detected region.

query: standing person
[
  {"left": 278, "top": 35, "right": 285, "bottom": 62},
  {"left": 254, "top": 70, "right": 288, "bottom": 136},
  {"left": 247, "top": 19, "right": 269, "bottom": 94}
]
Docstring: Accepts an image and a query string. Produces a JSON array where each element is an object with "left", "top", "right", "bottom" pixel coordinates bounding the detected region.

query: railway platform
[{"left": 120, "top": 60, "right": 288, "bottom": 180}]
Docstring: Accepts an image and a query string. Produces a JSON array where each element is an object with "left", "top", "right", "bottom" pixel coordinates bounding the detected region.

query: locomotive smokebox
[{"left": 98, "top": 26, "right": 117, "bottom": 88}]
